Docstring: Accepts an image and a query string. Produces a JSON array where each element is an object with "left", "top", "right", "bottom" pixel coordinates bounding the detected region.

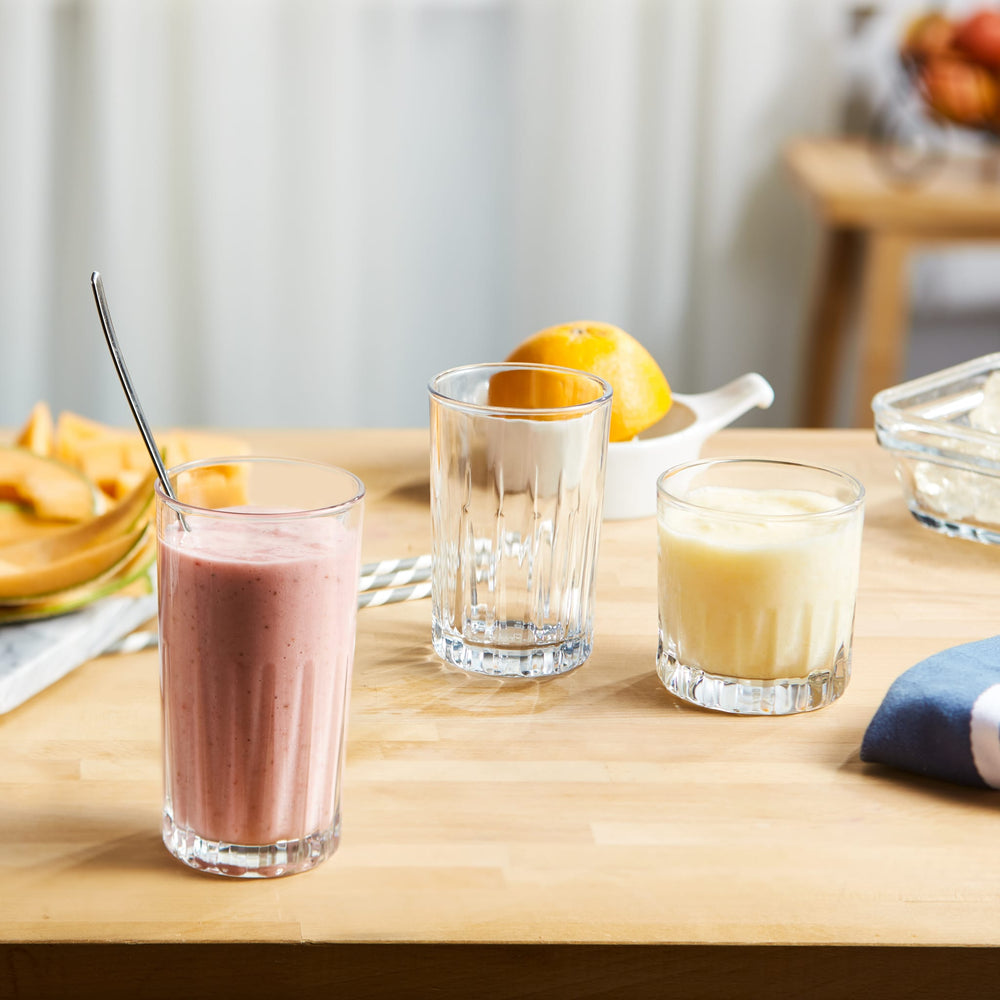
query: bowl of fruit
[
  {"left": 0, "top": 402, "right": 248, "bottom": 624},
  {"left": 883, "top": 6, "right": 1000, "bottom": 178}
]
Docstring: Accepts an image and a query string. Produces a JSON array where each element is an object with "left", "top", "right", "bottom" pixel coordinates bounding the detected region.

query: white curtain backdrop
[{"left": 0, "top": 0, "right": 942, "bottom": 430}]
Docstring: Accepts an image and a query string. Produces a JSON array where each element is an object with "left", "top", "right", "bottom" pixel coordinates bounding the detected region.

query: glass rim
[
  {"left": 154, "top": 454, "right": 366, "bottom": 520},
  {"left": 428, "top": 361, "right": 613, "bottom": 418},
  {"left": 656, "top": 457, "right": 865, "bottom": 521}
]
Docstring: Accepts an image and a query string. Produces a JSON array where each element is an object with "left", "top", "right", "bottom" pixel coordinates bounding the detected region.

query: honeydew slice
[
  {"left": 0, "top": 467, "right": 156, "bottom": 570},
  {"left": 0, "top": 521, "right": 150, "bottom": 602},
  {"left": 0, "top": 530, "right": 155, "bottom": 623},
  {"left": 0, "top": 447, "right": 100, "bottom": 522}
]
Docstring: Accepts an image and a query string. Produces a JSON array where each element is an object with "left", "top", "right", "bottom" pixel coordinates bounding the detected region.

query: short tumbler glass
[
  {"left": 656, "top": 458, "right": 864, "bottom": 715},
  {"left": 429, "top": 363, "right": 613, "bottom": 678},
  {"left": 156, "top": 456, "right": 364, "bottom": 877}
]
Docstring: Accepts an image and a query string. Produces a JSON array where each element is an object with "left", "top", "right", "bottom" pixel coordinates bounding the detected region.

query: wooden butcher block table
[{"left": 2, "top": 428, "right": 999, "bottom": 999}]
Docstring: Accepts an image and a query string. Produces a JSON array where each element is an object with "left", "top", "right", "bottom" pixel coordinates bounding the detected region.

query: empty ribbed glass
[{"left": 429, "top": 363, "right": 612, "bottom": 678}]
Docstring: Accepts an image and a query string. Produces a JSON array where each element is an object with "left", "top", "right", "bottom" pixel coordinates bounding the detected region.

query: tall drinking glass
[
  {"left": 657, "top": 458, "right": 864, "bottom": 715},
  {"left": 155, "top": 456, "right": 364, "bottom": 877},
  {"left": 429, "top": 363, "right": 613, "bottom": 678}
]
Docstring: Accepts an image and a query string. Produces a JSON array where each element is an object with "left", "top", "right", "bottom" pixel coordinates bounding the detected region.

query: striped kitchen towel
[{"left": 861, "top": 635, "right": 1000, "bottom": 789}]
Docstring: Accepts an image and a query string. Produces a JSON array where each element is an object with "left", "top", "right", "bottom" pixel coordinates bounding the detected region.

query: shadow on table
[
  {"left": 0, "top": 807, "right": 180, "bottom": 878},
  {"left": 841, "top": 749, "right": 1000, "bottom": 810},
  {"left": 358, "top": 620, "right": 703, "bottom": 718},
  {"left": 380, "top": 478, "right": 430, "bottom": 507},
  {"left": 360, "top": 639, "right": 576, "bottom": 717},
  {"left": 593, "top": 669, "right": 715, "bottom": 715}
]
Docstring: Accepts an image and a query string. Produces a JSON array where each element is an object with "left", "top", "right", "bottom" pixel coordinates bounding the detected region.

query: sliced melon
[
  {"left": 55, "top": 414, "right": 137, "bottom": 495},
  {"left": 107, "top": 468, "right": 145, "bottom": 501},
  {"left": 15, "top": 401, "right": 55, "bottom": 457},
  {"left": 53, "top": 411, "right": 117, "bottom": 466},
  {"left": 0, "top": 501, "right": 69, "bottom": 546},
  {"left": 51, "top": 413, "right": 251, "bottom": 502},
  {"left": 163, "top": 430, "right": 251, "bottom": 467},
  {"left": 54, "top": 413, "right": 149, "bottom": 499},
  {"left": 174, "top": 465, "right": 250, "bottom": 508},
  {"left": 0, "top": 535, "right": 155, "bottom": 623},
  {"left": 162, "top": 434, "right": 251, "bottom": 506},
  {"left": 0, "top": 521, "right": 150, "bottom": 602},
  {"left": 0, "top": 467, "right": 155, "bottom": 570},
  {"left": 0, "top": 446, "right": 100, "bottom": 522},
  {"left": 118, "top": 560, "right": 155, "bottom": 598},
  {"left": 71, "top": 436, "right": 150, "bottom": 493}
]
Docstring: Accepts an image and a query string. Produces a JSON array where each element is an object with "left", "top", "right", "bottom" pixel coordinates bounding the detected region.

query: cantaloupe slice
[
  {"left": 53, "top": 411, "right": 117, "bottom": 466},
  {"left": 53, "top": 412, "right": 148, "bottom": 498},
  {"left": 0, "top": 521, "right": 150, "bottom": 601},
  {"left": 0, "top": 447, "right": 100, "bottom": 522},
  {"left": 70, "top": 436, "right": 150, "bottom": 493},
  {"left": 107, "top": 468, "right": 145, "bottom": 501},
  {"left": 174, "top": 465, "right": 250, "bottom": 509},
  {"left": 163, "top": 431, "right": 251, "bottom": 467},
  {"left": 15, "top": 401, "right": 55, "bottom": 457},
  {"left": 0, "top": 502, "right": 69, "bottom": 546},
  {"left": 161, "top": 433, "right": 251, "bottom": 507},
  {"left": 51, "top": 411, "right": 251, "bottom": 501},
  {"left": 0, "top": 531, "right": 155, "bottom": 622},
  {"left": 0, "top": 467, "right": 155, "bottom": 570}
]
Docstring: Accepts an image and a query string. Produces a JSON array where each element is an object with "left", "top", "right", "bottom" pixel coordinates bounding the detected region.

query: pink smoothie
[{"left": 158, "top": 510, "right": 361, "bottom": 847}]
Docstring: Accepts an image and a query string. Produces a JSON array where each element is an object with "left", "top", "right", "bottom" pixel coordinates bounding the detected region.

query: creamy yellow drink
[{"left": 656, "top": 461, "right": 864, "bottom": 714}]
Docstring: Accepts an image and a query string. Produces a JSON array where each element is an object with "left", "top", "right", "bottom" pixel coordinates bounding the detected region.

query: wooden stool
[{"left": 785, "top": 138, "right": 1000, "bottom": 427}]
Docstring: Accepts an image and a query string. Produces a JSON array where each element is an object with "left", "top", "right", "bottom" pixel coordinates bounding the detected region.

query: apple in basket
[
  {"left": 920, "top": 54, "right": 999, "bottom": 125},
  {"left": 902, "top": 11, "right": 957, "bottom": 62},
  {"left": 955, "top": 8, "right": 1000, "bottom": 69}
]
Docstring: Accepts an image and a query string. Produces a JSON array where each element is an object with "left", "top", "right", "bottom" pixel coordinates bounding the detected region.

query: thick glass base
[
  {"left": 162, "top": 811, "right": 340, "bottom": 878},
  {"left": 433, "top": 620, "right": 591, "bottom": 678},
  {"left": 910, "top": 506, "right": 1000, "bottom": 546},
  {"left": 657, "top": 637, "right": 850, "bottom": 715}
]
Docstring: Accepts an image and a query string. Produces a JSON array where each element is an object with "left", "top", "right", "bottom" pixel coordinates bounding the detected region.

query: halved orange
[{"left": 502, "top": 321, "right": 672, "bottom": 441}]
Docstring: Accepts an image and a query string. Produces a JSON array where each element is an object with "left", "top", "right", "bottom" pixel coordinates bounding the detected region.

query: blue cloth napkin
[{"left": 861, "top": 635, "right": 1000, "bottom": 789}]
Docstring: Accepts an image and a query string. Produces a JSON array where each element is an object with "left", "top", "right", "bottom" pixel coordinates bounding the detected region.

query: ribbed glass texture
[
  {"left": 655, "top": 458, "right": 864, "bottom": 715},
  {"left": 156, "top": 456, "right": 364, "bottom": 877},
  {"left": 429, "top": 364, "right": 612, "bottom": 678}
]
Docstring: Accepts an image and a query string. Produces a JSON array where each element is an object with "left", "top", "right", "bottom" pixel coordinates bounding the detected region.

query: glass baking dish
[{"left": 872, "top": 352, "right": 1000, "bottom": 545}]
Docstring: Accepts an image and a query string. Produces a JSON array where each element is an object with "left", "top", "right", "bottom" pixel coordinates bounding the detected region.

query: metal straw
[{"left": 90, "top": 271, "right": 186, "bottom": 527}]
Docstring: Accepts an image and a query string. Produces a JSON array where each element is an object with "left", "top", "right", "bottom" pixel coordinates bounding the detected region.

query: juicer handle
[{"left": 682, "top": 373, "right": 774, "bottom": 436}]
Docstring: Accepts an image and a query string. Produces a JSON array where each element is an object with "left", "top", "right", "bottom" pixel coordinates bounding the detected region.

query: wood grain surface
[
  {"left": 785, "top": 138, "right": 1000, "bottom": 427},
  {"left": 3, "top": 428, "right": 999, "bottom": 999},
  {"left": 785, "top": 137, "right": 1000, "bottom": 234}
]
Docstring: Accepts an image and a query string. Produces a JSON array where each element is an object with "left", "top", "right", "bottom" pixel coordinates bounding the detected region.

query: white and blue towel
[{"left": 861, "top": 635, "right": 1000, "bottom": 789}]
